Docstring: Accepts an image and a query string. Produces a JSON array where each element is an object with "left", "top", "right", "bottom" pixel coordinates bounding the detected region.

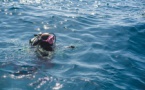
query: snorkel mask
[{"left": 42, "top": 34, "right": 55, "bottom": 45}]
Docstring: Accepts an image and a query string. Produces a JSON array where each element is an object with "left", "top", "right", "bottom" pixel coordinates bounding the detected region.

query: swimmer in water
[{"left": 29, "top": 33, "right": 56, "bottom": 57}]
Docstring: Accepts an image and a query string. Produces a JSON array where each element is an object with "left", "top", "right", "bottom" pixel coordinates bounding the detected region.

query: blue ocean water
[{"left": 0, "top": 0, "right": 145, "bottom": 90}]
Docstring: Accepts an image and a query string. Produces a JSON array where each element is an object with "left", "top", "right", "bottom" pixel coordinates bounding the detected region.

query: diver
[{"left": 29, "top": 33, "right": 56, "bottom": 57}]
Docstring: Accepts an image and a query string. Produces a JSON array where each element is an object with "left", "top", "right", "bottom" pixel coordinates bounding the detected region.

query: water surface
[{"left": 0, "top": 0, "right": 145, "bottom": 90}]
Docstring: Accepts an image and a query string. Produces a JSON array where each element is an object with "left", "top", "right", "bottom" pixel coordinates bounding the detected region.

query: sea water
[{"left": 0, "top": 0, "right": 145, "bottom": 90}]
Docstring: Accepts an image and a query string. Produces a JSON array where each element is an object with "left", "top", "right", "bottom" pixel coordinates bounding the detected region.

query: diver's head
[{"left": 30, "top": 33, "right": 56, "bottom": 47}]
